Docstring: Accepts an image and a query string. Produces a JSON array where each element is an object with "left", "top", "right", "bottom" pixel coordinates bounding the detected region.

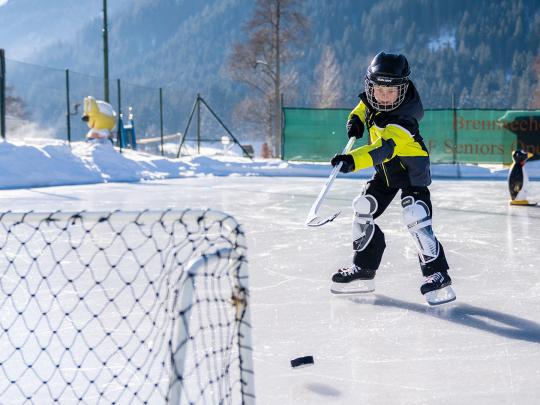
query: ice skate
[
  {"left": 421, "top": 272, "right": 456, "bottom": 305},
  {"left": 331, "top": 265, "right": 376, "bottom": 294}
]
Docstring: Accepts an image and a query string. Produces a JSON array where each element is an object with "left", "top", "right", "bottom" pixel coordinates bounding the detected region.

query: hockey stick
[{"left": 305, "top": 136, "right": 357, "bottom": 227}]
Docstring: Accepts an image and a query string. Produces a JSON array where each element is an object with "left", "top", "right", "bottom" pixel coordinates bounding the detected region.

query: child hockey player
[{"left": 329, "top": 51, "right": 455, "bottom": 305}]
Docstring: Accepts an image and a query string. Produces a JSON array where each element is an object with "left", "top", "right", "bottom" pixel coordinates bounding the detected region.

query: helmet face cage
[{"left": 365, "top": 76, "right": 409, "bottom": 112}]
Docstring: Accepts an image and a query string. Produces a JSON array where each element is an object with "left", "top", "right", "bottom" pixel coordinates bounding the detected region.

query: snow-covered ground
[{"left": 1, "top": 139, "right": 539, "bottom": 190}]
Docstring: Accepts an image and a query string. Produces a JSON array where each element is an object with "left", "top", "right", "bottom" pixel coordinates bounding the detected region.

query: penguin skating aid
[{"left": 508, "top": 150, "right": 536, "bottom": 206}]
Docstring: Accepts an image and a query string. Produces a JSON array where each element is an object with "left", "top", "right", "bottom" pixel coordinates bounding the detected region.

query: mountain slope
[{"left": 4, "top": 0, "right": 539, "bottom": 140}]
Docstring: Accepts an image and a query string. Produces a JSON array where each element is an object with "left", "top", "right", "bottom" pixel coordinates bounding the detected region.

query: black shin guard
[{"left": 353, "top": 224, "right": 386, "bottom": 270}]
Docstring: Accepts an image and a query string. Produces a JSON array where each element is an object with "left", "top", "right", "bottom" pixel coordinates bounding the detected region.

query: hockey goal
[{"left": 0, "top": 209, "right": 254, "bottom": 404}]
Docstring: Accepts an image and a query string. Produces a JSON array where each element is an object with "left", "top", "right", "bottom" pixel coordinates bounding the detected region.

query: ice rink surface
[{"left": 1, "top": 176, "right": 540, "bottom": 405}]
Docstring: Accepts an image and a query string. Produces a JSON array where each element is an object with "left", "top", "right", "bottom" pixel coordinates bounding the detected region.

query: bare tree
[
  {"left": 228, "top": 0, "right": 308, "bottom": 158},
  {"left": 312, "top": 45, "right": 343, "bottom": 108}
]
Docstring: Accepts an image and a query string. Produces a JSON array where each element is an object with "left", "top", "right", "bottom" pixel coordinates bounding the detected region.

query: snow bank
[{"left": 0, "top": 140, "right": 538, "bottom": 190}]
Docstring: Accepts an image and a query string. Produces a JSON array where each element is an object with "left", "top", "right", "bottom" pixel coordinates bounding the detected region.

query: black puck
[{"left": 290, "top": 355, "right": 314, "bottom": 368}]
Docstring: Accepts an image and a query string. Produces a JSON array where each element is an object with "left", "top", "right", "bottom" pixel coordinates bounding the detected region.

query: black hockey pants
[{"left": 353, "top": 174, "right": 449, "bottom": 277}]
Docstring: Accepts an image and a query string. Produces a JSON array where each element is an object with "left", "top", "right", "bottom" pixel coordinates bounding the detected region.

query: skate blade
[
  {"left": 425, "top": 285, "right": 456, "bottom": 306},
  {"left": 331, "top": 280, "right": 375, "bottom": 294}
]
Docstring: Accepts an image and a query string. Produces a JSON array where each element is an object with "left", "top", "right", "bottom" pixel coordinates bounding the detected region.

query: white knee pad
[
  {"left": 351, "top": 194, "right": 378, "bottom": 251},
  {"left": 402, "top": 196, "right": 439, "bottom": 263}
]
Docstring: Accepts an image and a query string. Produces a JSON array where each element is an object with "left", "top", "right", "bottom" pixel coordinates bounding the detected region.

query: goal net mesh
[{"left": 0, "top": 209, "right": 254, "bottom": 404}]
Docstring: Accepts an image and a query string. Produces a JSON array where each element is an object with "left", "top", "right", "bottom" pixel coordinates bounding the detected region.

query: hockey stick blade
[
  {"left": 305, "top": 210, "right": 341, "bottom": 227},
  {"left": 304, "top": 162, "right": 341, "bottom": 227},
  {"left": 304, "top": 137, "right": 356, "bottom": 228}
]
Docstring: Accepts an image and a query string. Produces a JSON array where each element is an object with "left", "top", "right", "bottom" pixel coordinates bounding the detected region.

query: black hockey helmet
[{"left": 365, "top": 52, "right": 410, "bottom": 111}]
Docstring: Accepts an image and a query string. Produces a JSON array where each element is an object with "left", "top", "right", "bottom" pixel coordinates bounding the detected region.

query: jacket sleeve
[
  {"left": 348, "top": 101, "right": 367, "bottom": 124},
  {"left": 348, "top": 122, "right": 427, "bottom": 171},
  {"left": 383, "top": 122, "right": 428, "bottom": 157},
  {"left": 348, "top": 137, "right": 396, "bottom": 170}
]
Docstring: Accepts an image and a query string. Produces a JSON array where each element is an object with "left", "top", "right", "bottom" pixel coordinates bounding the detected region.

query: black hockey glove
[
  {"left": 346, "top": 115, "right": 364, "bottom": 139},
  {"left": 330, "top": 154, "right": 355, "bottom": 173}
]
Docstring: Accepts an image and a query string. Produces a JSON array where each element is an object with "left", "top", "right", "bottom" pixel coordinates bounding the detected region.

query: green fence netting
[{"left": 283, "top": 108, "right": 540, "bottom": 164}]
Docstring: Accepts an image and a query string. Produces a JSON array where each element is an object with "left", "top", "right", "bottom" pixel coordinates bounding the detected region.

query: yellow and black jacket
[{"left": 347, "top": 82, "right": 431, "bottom": 188}]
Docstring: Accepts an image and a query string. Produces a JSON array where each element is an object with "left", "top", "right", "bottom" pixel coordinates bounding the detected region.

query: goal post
[{"left": 0, "top": 209, "right": 255, "bottom": 404}]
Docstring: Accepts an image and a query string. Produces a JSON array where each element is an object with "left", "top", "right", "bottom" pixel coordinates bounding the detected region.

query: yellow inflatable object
[{"left": 82, "top": 96, "right": 117, "bottom": 139}]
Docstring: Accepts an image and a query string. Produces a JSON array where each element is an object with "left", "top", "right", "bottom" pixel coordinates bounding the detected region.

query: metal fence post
[
  {"left": 159, "top": 87, "right": 164, "bottom": 156},
  {"left": 0, "top": 49, "right": 6, "bottom": 140},
  {"left": 451, "top": 93, "right": 457, "bottom": 165},
  {"left": 103, "top": 0, "right": 110, "bottom": 102},
  {"left": 117, "top": 78, "right": 122, "bottom": 153},
  {"left": 176, "top": 95, "right": 199, "bottom": 158},
  {"left": 452, "top": 92, "right": 461, "bottom": 178},
  {"left": 65, "top": 69, "right": 71, "bottom": 144},
  {"left": 196, "top": 93, "right": 201, "bottom": 154},
  {"left": 280, "top": 92, "right": 284, "bottom": 159}
]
